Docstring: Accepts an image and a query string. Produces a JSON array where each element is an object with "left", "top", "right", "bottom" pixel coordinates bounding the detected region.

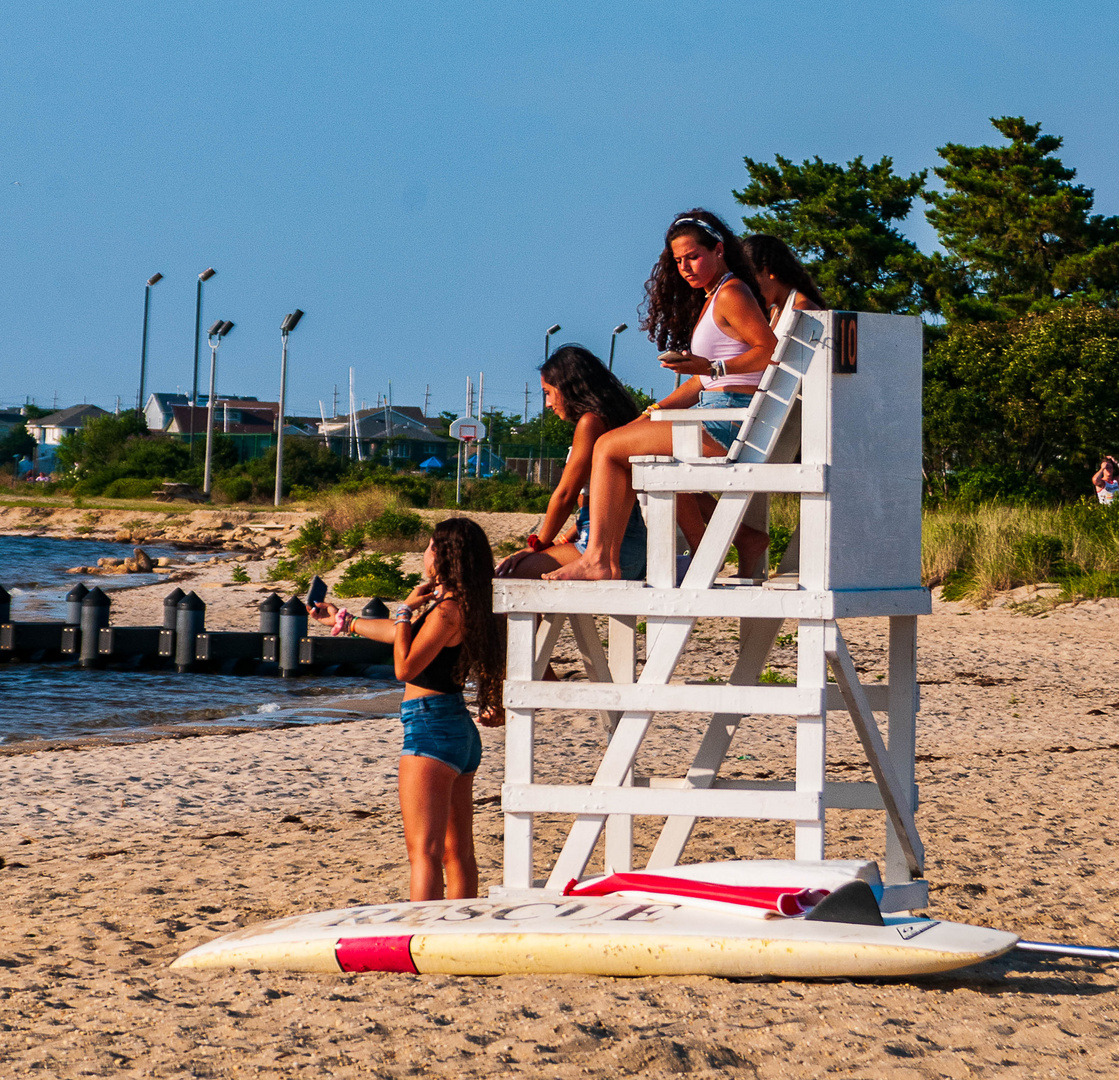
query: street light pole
[
  {"left": 202, "top": 320, "right": 234, "bottom": 497},
  {"left": 542, "top": 324, "right": 560, "bottom": 475},
  {"left": 137, "top": 273, "right": 163, "bottom": 418},
  {"left": 608, "top": 322, "right": 628, "bottom": 371},
  {"left": 190, "top": 268, "right": 216, "bottom": 453},
  {"left": 274, "top": 310, "right": 304, "bottom": 507}
]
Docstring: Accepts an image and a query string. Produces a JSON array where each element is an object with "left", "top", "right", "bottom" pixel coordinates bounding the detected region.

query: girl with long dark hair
[
  {"left": 742, "top": 234, "right": 826, "bottom": 324},
  {"left": 547, "top": 209, "right": 777, "bottom": 581},
  {"left": 497, "top": 344, "right": 646, "bottom": 579},
  {"left": 310, "top": 517, "right": 504, "bottom": 901}
]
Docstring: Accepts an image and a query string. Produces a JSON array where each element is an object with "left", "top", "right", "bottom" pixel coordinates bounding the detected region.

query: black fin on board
[{"left": 804, "top": 879, "right": 885, "bottom": 926}]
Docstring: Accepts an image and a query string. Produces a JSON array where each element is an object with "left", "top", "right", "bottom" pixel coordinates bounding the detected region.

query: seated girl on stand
[
  {"left": 496, "top": 344, "right": 646, "bottom": 580},
  {"left": 547, "top": 210, "right": 777, "bottom": 581}
]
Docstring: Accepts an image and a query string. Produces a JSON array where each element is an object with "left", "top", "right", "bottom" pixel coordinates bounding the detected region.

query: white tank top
[{"left": 691, "top": 275, "right": 760, "bottom": 392}]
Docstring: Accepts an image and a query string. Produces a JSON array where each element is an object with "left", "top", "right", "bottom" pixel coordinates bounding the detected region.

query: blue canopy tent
[{"left": 419, "top": 456, "right": 444, "bottom": 471}]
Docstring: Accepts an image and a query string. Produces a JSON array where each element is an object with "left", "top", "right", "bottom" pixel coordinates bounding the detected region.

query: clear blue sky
[{"left": 2, "top": 1, "right": 1117, "bottom": 422}]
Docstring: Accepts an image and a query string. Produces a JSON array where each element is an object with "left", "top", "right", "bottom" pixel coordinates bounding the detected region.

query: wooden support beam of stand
[{"left": 825, "top": 623, "right": 924, "bottom": 876}]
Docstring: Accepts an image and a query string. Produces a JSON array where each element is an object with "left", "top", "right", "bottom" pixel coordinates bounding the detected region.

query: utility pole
[
  {"left": 423, "top": 384, "right": 431, "bottom": 417},
  {"left": 332, "top": 384, "right": 339, "bottom": 418},
  {"left": 524, "top": 382, "right": 529, "bottom": 423},
  {"left": 475, "top": 371, "right": 484, "bottom": 477}
]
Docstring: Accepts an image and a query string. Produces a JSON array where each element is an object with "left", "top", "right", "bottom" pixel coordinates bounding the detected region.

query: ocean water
[{"left": 0, "top": 535, "right": 396, "bottom": 745}]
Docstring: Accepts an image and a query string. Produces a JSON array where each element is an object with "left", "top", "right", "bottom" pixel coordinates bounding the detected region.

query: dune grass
[{"left": 922, "top": 500, "right": 1119, "bottom": 603}]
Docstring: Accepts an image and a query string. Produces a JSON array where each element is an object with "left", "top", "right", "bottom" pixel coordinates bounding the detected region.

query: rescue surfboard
[{"left": 172, "top": 860, "right": 1018, "bottom": 979}]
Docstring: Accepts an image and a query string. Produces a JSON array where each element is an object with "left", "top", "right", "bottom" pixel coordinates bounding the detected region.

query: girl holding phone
[
  {"left": 310, "top": 517, "right": 504, "bottom": 901},
  {"left": 547, "top": 209, "right": 777, "bottom": 581}
]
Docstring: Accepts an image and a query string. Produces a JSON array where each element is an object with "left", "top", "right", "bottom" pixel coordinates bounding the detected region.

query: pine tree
[
  {"left": 734, "top": 154, "right": 931, "bottom": 314},
  {"left": 925, "top": 116, "right": 1119, "bottom": 321}
]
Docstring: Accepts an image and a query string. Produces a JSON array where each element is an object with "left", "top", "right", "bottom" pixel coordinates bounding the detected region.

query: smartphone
[
  {"left": 658, "top": 350, "right": 687, "bottom": 363},
  {"left": 306, "top": 575, "right": 327, "bottom": 609}
]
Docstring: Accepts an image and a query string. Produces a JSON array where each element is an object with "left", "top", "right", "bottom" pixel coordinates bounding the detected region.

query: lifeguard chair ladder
[{"left": 493, "top": 309, "right": 930, "bottom": 912}]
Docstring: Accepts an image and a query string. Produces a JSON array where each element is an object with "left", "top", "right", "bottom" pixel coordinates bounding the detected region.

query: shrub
[
  {"left": 334, "top": 553, "right": 421, "bottom": 600},
  {"left": 367, "top": 506, "right": 427, "bottom": 542},
  {"left": 101, "top": 477, "right": 159, "bottom": 499},
  {"left": 213, "top": 476, "right": 253, "bottom": 504}
]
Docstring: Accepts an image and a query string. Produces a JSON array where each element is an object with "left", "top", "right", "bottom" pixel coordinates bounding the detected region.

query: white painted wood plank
[
  {"left": 635, "top": 463, "right": 826, "bottom": 494},
  {"left": 604, "top": 616, "right": 637, "bottom": 868},
  {"left": 504, "top": 783, "right": 822, "bottom": 820},
  {"left": 644, "top": 492, "right": 676, "bottom": 589},
  {"left": 886, "top": 615, "right": 919, "bottom": 885},
  {"left": 681, "top": 493, "right": 749, "bottom": 589},
  {"left": 825, "top": 624, "right": 924, "bottom": 875},
  {"left": 568, "top": 613, "right": 612, "bottom": 683},
  {"left": 636, "top": 777, "right": 885, "bottom": 810},
  {"left": 795, "top": 621, "right": 827, "bottom": 861},
  {"left": 493, "top": 581, "right": 932, "bottom": 620},
  {"left": 503, "top": 680, "right": 825, "bottom": 717}
]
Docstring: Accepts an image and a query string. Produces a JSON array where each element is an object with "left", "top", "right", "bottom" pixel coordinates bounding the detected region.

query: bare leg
[
  {"left": 546, "top": 417, "right": 670, "bottom": 581},
  {"left": 398, "top": 754, "right": 461, "bottom": 901},
  {"left": 506, "top": 544, "right": 582, "bottom": 578},
  {"left": 442, "top": 770, "right": 478, "bottom": 899}
]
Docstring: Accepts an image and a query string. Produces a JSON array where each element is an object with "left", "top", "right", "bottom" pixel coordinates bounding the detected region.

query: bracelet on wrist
[{"left": 643, "top": 402, "right": 662, "bottom": 417}]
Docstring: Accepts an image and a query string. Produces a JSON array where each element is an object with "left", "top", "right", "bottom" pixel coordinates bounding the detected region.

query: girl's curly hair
[
  {"left": 540, "top": 344, "right": 639, "bottom": 431},
  {"left": 639, "top": 208, "right": 765, "bottom": 351},
  {"left": 430, "top": 517, "right": 505, "bottom": 721},
  {"left": 743, "top": 234, "right": 827, "bottom": 310}
]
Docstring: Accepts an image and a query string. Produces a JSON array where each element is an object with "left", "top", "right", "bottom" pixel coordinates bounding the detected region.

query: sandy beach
[{"left": 2, "top": 518, "right": 1118, "bottom": 1076}]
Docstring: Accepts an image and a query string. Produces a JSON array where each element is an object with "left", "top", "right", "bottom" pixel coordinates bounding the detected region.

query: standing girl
[
  {"left": 311, "top": 517, "right": 504, "bottom": 901},
  {"left": 548, "top": 209, "right": 777, "bottom": 580},
  {"left": 496, "top": 344, "right": 646, "bottom": 580}
]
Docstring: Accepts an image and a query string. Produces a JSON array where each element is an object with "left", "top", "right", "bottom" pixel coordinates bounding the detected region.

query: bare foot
[
  {"left": 734, "top": 525, "right": 770, "bottom": 578},
  {"left": 543, "top": 553, "right": 620, "bottom": 581}
]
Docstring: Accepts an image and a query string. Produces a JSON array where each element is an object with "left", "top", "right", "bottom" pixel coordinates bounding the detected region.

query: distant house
[
  {"left": 0, "top": 409, "right": 26, "bottom": 437},
  {"left": 166, "top": 402, "right": 279, "bottom": 435},
  {"left": 146, "top": 392, "right": 279, "bottom": 433},
  {"left": 28, "top": 404, "right": 110, "bottom": 473},
  {"left": 318, "top": 407, "right": 450, "bottom": 465}
]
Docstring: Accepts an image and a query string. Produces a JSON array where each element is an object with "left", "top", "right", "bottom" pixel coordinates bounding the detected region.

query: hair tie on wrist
[{"left": 526, "top": 534, "right": 546, "bottom": 552}]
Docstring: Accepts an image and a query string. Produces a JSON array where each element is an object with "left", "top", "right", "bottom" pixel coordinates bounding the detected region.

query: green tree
[
  {"left": 55, "top": 411, "right": 149, "bottom": 474},
  {"left": 0, "top": 422, "right": 36, "bottom": 463},
  {"left": 925, "top": 116, "right": 1119, "bottom": 321},
  {"left": 924, "top": 306, "right": 1119, "bottom": 497},
  {"left": 734, "top": 154, "right": 931, "bottom": 314}
]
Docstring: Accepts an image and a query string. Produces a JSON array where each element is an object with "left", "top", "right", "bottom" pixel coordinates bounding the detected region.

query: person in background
[
  {"left": 547, "top": 209, "right": 776, "bottom": 580},
  {"left": 1092, "top": 457, "right": 1119, "bottom": 504},
  {"left": 310, "top": 518, "right": 504, "bottom": 901},
  {"left": 742, "top": 234, "right": 826, "bottom": 326},
  {"left": 496, "top": 344, "right": 646, "bottom": 580}
]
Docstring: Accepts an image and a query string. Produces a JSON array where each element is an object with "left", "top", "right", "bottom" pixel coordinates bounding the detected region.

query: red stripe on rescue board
[
  {"left": 564, "top": 874, "right": 829, "bottom": 917},
  {"left": 336, "top": 936, "right": 418, "bottom": 973}
]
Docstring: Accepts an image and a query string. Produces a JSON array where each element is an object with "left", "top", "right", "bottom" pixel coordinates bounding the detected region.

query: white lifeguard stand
[{"left": 493, "top": 308, "right": 930, "bottom": 912}]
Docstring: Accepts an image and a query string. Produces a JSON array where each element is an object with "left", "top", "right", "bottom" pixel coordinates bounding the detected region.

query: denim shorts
[
  {"left": 400, "top": 692, "right": 482, "bottom": 775},
  {"left": 574, "top": 503, "right": 647, "bottom": 580},
  {"left": 699, "top": 389, "right": 754, "bottom": 450}
]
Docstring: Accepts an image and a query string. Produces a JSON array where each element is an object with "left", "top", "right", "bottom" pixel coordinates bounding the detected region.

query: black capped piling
[
  {"left": 259, "top": 592, "right": 283, "bottom": 636},
  {"left": 278, "top": 596, "right": 308, "bottom": 678},
  {"left": 0, "top": 584, "right": 10, "bottom": 625},
  {"left": 174, "top": 592, "right": 206, "bottom": 672},
  {"left": 65, "top": 583, "right": 88, "bottom": 625},
  {"left": 362, "top": 598, "right": 390, "bottom": 619},
  {"left": 163, "top": 587, "right": 185, "bottom": 629},
  {"left": 78, "top": 587, "right": 111, "bottom": 668}
]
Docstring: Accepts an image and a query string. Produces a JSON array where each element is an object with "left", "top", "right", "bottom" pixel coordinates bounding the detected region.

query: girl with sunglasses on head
[{"left": 547, "top": 209, "right": 777, "bottom": 581}]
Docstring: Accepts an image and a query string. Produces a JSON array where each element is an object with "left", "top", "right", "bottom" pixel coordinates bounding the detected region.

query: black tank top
[{"left": 408, "top": 600, "right": 464, "bottom": 694}]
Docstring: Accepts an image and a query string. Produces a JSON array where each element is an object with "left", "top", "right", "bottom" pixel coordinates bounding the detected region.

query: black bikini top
[{"left": 408, "top": 598, "right": 464, "bottom": 694}]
